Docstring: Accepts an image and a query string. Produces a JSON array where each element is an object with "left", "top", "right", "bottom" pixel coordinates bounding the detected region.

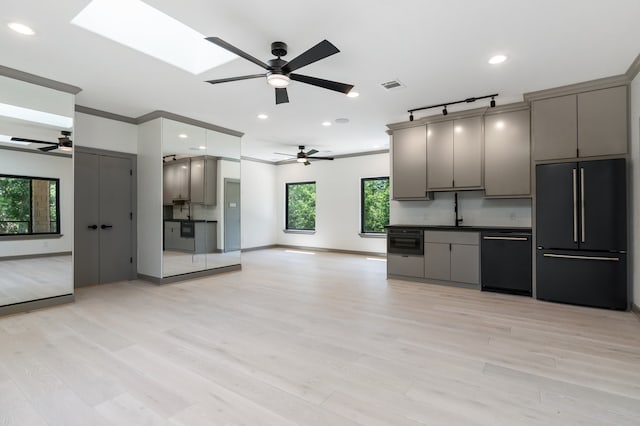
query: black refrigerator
[{"left": 536, "top": 159, "right": 627, "bottom": 310}]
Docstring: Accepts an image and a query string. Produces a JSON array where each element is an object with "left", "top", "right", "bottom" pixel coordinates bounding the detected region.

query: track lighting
[{"left": 408, "top": 93, "right": 498, "bottom": 121}]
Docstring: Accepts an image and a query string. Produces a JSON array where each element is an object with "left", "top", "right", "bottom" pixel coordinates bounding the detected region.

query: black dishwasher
[{"left": 481, "top": 231, "right": 532, "bottom": 296}]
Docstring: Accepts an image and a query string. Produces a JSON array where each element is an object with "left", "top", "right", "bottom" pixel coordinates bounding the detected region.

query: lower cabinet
[
  {"left": 387, "top": 254, "right": 425, "bottom": 278},
  {"left": 424, "top": 231, "right": 479, "bottom": 285},
  {"left": 164, "top": 221, "right": 195, "bottom": 252}
]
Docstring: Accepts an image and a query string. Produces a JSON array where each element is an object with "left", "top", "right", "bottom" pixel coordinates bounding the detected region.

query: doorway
[
  {"left": 74, "top": 149, "right": 136, "bottom": 287},
  {"left": 224, "top": 179, "right": 241, "bottom": 252}
]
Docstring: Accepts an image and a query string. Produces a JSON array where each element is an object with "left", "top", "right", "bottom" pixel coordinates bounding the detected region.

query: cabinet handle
[
  {"left": 87, "top": 224, "right": 98, "bottom": 230},
  {"left": 572, "top": 168, "right": 578, "bottom": 243},
  {"left": 482, "top": 236, "right": 528, "bottom": 241},
  {"left": 101, "top": 224, "right": 113, "bottom": 230},
  {"left": 543, "top": 253, "right": 619, "bottom": 262},
  {"left": 580, "top": 168, "right": 585, "bottom": 243}
]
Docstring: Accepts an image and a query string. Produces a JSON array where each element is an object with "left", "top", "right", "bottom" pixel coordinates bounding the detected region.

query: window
[
  {"left": 361, "top": 177, "right": 390, "bottom": 233},
  {"left": 0, "top": 174, "right": 60, "bottom": 235},
  {"left": 286, "top": 181, "right": 316, "bottom": 231}
]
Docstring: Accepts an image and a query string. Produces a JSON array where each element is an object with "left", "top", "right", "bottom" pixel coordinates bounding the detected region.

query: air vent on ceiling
[{"left": 380, "top": 79, "right": 405, "bottom": 91}]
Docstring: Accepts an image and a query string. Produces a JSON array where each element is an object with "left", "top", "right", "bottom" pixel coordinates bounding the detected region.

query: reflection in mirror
[
  {"left": 161, "top": 118, "right": 240, "bottom": 277},
  {"left": 0, "top": 119, "right": 73, "bottom": 308}
]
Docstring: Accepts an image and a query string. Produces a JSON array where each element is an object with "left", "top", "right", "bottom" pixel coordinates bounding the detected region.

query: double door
[{"left": 75, "top": 152, "right": 134, "bottom": 287}]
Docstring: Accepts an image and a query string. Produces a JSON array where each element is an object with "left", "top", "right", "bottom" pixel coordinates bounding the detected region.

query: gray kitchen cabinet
[
  {"left": 387, "top": 254, "right": 425, "bottom": 278},
  {"left": 194, "top": 222, "right": 217, "bottom": 253},
  {"left": 532, "top": 86, "right": 627, "bottom": 161},
  {"left": 424, "top": 242, "right": 450, "bottom": 281},
  {"left": 424, "top": 231, "right": 479, "bottom": 285},
  {"left": 427, "top": 117, "right": 483, "bottom": 190},
  {"left": 190, "top": 156, "right": 217, "bottom": 205},
  {"left": 391, "top": 126, "right": 428, "bottom": 199},
  {"left": 577, "top": 86, "right": 627, "bottom": 158},
  {"left": 163, "top": 158, "right": 190, "bottom": 204},
  {"left": 164, "top": 221, "right": 194, "bottom": 251},
  {"left": 484, "top": 109, "right": 531, "bottom": 197}
]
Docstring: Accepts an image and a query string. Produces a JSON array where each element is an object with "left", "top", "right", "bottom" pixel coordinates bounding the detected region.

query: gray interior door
[
  {"left": 75, "top": 152, "right": 133, "bottom": 287},
  {"left": 224, "top": 179, "right": 241, "bottom": 252}
]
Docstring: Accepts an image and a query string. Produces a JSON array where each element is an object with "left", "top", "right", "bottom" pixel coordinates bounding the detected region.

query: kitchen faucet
[{"left": 454, "top": 192, "right": 463, "bottom": 226}]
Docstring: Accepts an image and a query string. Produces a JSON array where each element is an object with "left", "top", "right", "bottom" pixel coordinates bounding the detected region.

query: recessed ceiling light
[
  {"left": 0, "top": 102, "right": 73, "bottom": 128},
  {"left": 71, "top": 0, "right": 236, "bottom": 75},
  {"left": 178, "top": 133, "right": 188, "bottom": 139},
  {"left": 346, "top": 91, "right": 359, "bottom": 98},
  {"left": 8, "top": 22, "right": 35, "bottom": 36},
  {"left": 257, "top": 113, "right": 268, "bottom": 120},
  {"left": 322, "top": 121, "right": 332, "bottom": 127},
  {"left": 488, "top": 54, "right": 508, "bottom": 65}
]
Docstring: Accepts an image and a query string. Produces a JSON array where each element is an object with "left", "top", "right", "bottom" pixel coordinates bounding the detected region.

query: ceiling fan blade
[
  {"left": 275, "top": 88, "right": 289, "bottom": 104},
  {"left": 289, "top": 74, "right": 354, "bottom": 94},
  {"left": 308, "top": 156, "right": 334, "bottom": 160},
  {"left": 205, "top": 74, "right": 265, "bottom": 85},
  {"left": 38, "top": 145, "right": 59, "bottom": 152},
  {"left": 273, "top": 152, "right": 296, "bottom": 157},
  {"left": 205, "top": 37, "right": 270, "bottom": 69},
  {"left": 283, "top": 40, "right": 340, "bottom": 73},
  {"left": 10, "top": 136, "right": 55, "bottom": 145},
  {"left": 306, "top": 149, "right": 318, "bottom": 156}
]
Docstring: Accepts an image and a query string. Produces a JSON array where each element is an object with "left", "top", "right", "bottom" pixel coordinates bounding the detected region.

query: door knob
[
  {"left": 101, "top": 224, "right": 113, "bottom": 229},
  {"left": 87, "top": 224, "right": 98, "bottom": 230}
]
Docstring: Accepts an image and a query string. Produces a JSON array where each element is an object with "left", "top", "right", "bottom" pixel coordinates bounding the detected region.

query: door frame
[
  {"left": 74, "top": 146, "right": 138, "bottom": 283},
  {"left": 223, "top": 178, "right": 241, "bottom": 252}
]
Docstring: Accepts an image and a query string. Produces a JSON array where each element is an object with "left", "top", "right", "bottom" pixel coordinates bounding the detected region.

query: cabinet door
[
  {"left": 176, "top": 160, "right": 190, "bottom": 200},
  {"left": 532, "top": 94, "right": 577, "bottom": 161},
  {"left": 424, "top": 242, "right": 451, "bottom": 281},
  {"left": 484, "top": 110, "right": 531, "bottom": 196},
  {"left": 387, "top": 254, "right": 425, "bottom": 278},
  {"left": 392, "top": 126, "right": 427, "bottom": 199},
  {"left": 453, "top": 116, "right": 483, "bottom": 188},
  {"left": 451, "top": 244, "right": 479, "bottom": 284},
  {"left": 190, "top": 158, "right": 205, "bottom": 203},
  {"left": 578, "top": 86, "right": 627, "bottom": 158},
  {"left": 163, "top": 163, "right": 176, "bottom": 205},
  {"left": 427, "top": 121, "right": 454, "bottom": 190}
]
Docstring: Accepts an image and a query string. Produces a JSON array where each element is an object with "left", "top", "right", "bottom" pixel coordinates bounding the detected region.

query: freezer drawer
[{"left": 536, "top": 250, "right": 627, "bottom": 310}]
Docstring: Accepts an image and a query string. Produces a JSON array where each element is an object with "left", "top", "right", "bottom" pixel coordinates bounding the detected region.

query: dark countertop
[
  {"left": 164, "top": 219, "right": 218, "bottom": 223},
  {"left": 386, "top": 224, "right": 531, "bottom": 233}
]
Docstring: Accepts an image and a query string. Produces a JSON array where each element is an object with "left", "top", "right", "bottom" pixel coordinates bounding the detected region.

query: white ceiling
[{"left": 2, "top": 0, "right": 639, "bottom": 161}]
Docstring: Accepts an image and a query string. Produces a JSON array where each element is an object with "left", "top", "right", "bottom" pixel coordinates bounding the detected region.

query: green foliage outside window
[
  {"left": 361, "top": 177, "right": 390, "bottom": 233},
  {"left": 286, "top": 182, "right": 316, "bottom": 230},
  {"left": 0, "top": 175, "right": 60, "bottom": 235}
]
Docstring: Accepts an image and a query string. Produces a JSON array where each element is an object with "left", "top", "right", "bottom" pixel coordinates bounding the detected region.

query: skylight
[
  {"left": 0, "top": 103, "right": 73, "bottom": 128},
  {"left": 71, "top": 0, "right": 237, "bottom": 74}
]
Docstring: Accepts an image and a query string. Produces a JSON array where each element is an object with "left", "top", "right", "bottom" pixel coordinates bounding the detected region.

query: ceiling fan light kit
[{"left": 204, "top": 37, "right": 353, "bottom": 104}]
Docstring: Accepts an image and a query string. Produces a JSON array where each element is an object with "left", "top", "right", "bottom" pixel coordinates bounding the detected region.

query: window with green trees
[
  {"left": 0, "top": 174, "right": 60, "bottom": 235},
  {"left": 361, "top": 177, "right": 390, "bottom": 233},
  {"left": 286, "top": 181, "right": 316, "bottom": 230}
]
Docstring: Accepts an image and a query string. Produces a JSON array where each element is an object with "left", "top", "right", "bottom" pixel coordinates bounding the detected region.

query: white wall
[
  {"left": 391, "top": 191, "right": 532, "bottom": 228},
  {"left": 0, "top": 150, "right": 72, "bottom": 256},
  {"left": 276, "top": 153, "right": 389, "bottom": 254},
  {"left": 74, "top": 112, "right": 137, "bottom": 153},
  {"left": 241, "top": 159, "right": 278, "bottom": 249},
  {"left": 630, "top": 72, "right": 640, "bottom": 309},
  {"left": 136, "top": 119, "right": 163, "bottom": 278}
]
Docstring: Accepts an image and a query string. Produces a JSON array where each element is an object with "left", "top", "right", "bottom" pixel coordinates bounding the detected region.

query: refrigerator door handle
[
  {"left": 543, "top": 253, "right": 620, "bottom": 262},
  {"left": 572, "top": 168, "right": 578, "bottom": 243},
  {"left": 580, "top": 167, "right": 585, "bottom": 243}
]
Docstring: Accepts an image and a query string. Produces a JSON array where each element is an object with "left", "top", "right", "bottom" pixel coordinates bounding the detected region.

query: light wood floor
[
  {"left": 0, "top": 255, "right": 72, "bottom": 306},
  {"left": 1, "top": 248, "right": 639, "bottom": 425}
]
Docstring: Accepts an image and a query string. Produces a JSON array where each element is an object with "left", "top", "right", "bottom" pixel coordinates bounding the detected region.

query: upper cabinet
[
  {"left": 391, "top": 125, "right": 428, "bottom": 199},
  {"left": 532, "top": 85, "right": 627, "bottom": 161},
  {"left": 190, "top": 156, "right": 217, "bottom": 205},
  {"left": 484, "top": 109, "right": 531, "bottom": 197},
  {"left": 163, "top": 158, "right": 190, "bottom": 205},
  {"left": 427, "top": 116, "right": 483, "bottom": 191}
]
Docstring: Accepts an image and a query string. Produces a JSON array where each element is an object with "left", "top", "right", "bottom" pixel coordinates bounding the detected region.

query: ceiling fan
[
  {"left": 275, "top": 145, "right": 334, "bottom": 166},
  {"left": 204, "top": 37, "right": 354, "bottom": 104},
  {"left": 9, "top": 131, "right": 72, "bottom": 152}
]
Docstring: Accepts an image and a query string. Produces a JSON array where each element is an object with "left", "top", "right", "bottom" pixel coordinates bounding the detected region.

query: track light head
[
  {"left": 442, "top": 106, "right": 448, "bottom": 116},
  {"left": 409, "top": 113, "right": 414, "bottom": 121},
  {"left": 490, "top": 97, "right": 496, "bottom": 108}
]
